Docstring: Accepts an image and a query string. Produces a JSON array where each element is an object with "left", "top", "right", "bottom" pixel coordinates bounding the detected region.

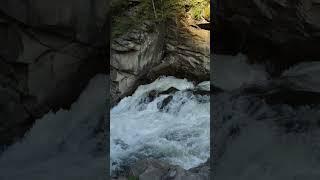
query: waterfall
[{"left": 110, "top": 76, "right": 210, "bottom": 173}]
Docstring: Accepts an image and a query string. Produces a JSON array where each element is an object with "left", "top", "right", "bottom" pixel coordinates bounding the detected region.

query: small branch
[{"left": 151, "top": 0, "right": 158, "bottom": 19}]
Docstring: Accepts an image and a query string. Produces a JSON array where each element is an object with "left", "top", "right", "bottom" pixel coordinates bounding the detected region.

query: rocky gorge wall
[
  {"left": 0, "top": 0, "right": 108, "bottom": 146},
  {"left": 212, "top": 1, "right": 320, "bottom": 179},
  {"left": 111, "top": 13, "right": 210, "bottom": 106},
  {"left": 110, "top": 22, "right": 166, "bottom": 106},
  {"left": 110, "top": 2, "right": 210, "bottom": 179},
  {"left": 214, "top": 0, "right": 320, "bottom": 74}
]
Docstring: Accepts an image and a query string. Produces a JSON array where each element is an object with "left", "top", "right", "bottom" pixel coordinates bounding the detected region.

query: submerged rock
[
  {"left": 159, "top": 87, "right": 179, "bottom": 95},
  {"left": 124, "top": 159, "right": 209, "bottom": 180},
  {"left": 158, "top": 95, "right": 173, "bottom": 111}
]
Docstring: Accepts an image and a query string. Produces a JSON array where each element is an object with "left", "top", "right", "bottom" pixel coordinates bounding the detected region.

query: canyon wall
[{"left": 0, "top": 0, "right": 108, "bottom": 145}]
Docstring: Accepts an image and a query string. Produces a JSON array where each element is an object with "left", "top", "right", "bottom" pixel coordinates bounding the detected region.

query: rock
[
  {"left": 196, "top": 81, "right": 210, "bottom": 91},
  {"left": 111, "top": 23, "right": 166, "bottom": 105},
  {"left": 0, "top": 1, "right": 107, "bottom": 145},
  {"left": 141, "top": 90, "right": 158, "bottom": 104},
  {"left": 211, "top": 85, "right": 224, "bottom": 94},
  {"left": 263, "top": 89, "right": 320, "bottom": 106},
  {"left": 0, "top": 0, "right": 107, "bottom": 44},
  {"left": 158, "top": 95, "right": 173, "bottom": 111},
  {"left": 192, "top": 81, "right": 211, "bottom": 96},
  {"left": 193, "top": 90, "right": 210, "bottom": 96},
  {"left": 111, "top": 8, "right": 210, "bottom": 105},
  {"left": 214, "top": 0, "right": 320, "bottom": 69},
  {"left": 164, "top": 15, "right": 210, "bottom": 82},
  {"left": 159, "top": 87, "right": 179, "bottom": 95},
  {"left": 126, "top": 159, "right": 209, "bottom": 180}
]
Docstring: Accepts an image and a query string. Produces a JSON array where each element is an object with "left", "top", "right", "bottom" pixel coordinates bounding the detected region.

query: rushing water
[
  {"left": 110, "top": 76, "right": 210, "bottom": 173},
  {"left": 212, "top": 54, "right": 320, "bottom": 179},
  {"left": 0, "top": 74, "right": 106, "bottom": 180}
]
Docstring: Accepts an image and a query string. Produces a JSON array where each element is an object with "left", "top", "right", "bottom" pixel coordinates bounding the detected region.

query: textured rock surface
[
  {"left": 0, "top": 1, "right": 108, "bottom": 145},
  {"left": 214, "top": 0, "right": 320, "bottom": 70},
  {"left": 110, "top": 22, "right": 165, "bottom": 106},
  {"left": 114, "top": 159, "right": 209, "bottom": 180},
  {"left": 155, "top": 14, "right": 210, "bottom": 82},
  {"left": 111, "top": 3, "right": 210, "bottom": 106}
]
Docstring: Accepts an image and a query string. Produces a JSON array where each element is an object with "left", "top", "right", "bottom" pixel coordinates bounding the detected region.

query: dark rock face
[
  {"left": 159, "top": 87, "right": 179, "bottom": 95},
  {"left": 159, "top": 15, "right": 210, "bottom": 82},
  {"left": 110, "top": 22, "right": 166, "bottom": 106},
  {"left": 214, "top": 0, "right": 320, "bottom": 69},
  {"left": 0, "top": 1, "right": 108, "bottom": 145},
  {"left": 158, "top": 95, "right": 173, "bottom": 111},
  {"left": 114, "top": 159, "right": 209, "bottom": 180},
  {"left": 111, "top": 9, "right": 210, "bottom": 106}
]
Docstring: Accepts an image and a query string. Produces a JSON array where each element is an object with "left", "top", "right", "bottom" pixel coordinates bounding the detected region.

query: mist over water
[
  {"left": 0, "top": 74, "right": 106, "bottom": 180},
  {"left": 212, "top": 54, "right": 320, "bottom": 179},
  {"left": 110, "top": 76, "right": 210, "bottom": 173}
]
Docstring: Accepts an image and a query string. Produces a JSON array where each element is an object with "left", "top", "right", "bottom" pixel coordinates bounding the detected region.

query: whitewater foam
[
  {"left": 110, "top": 76, "right": 210, "bottom": 173},
  {"left": 0, "top": 74, "right": 107, "bottom": 180}
]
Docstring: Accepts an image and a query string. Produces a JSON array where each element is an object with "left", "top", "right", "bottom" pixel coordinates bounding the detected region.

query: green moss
[
  {"left": 128, "top": 176, "right": 139, "bottom": 180},
  {"left": 111, "top": 0, "right": 156, "bottom": 38},
  {"left": 110, "top": 0, "right": 210, "bottom": 38},
  {"left": 188, "top": 0, "right": 210, "bottom": 20},
  {"left": 191, "top": 6, "right": 202, "bottom": 20},
  {"left": 203, "top": 4, "right": 210, "bottom": 21}
]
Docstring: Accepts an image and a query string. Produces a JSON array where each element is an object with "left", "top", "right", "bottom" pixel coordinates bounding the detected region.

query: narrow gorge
[{"left": 110, "top": 0, "right": 210, "bottom": 179}]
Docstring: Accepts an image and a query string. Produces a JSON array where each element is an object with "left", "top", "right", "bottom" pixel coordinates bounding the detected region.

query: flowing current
[
  {"left": 110, "top": 76, "right": 210, "bottom": 173},
  {"left": 212, "top": 54, "right": 320, "bottom": 179},
  {"left": 0, "top": 74, "right": 106, "bottom": 180}
]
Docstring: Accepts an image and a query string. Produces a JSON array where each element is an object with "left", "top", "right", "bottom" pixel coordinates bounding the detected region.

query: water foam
[
  {"left": 110, "top": 76, "right": 210, "bottom": 173},
  {"left": 0, "top": 74, "right": 107, "bottom": 180}
]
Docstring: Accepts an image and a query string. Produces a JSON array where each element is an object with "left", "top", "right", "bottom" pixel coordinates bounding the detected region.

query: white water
[
  {"left": 282, "top": 61, "right": 320, "bottom": 93},
  {"left": 212, "top": 54, "right": 269, "bottom": 91},
  {"left": 212, "top": 54, "right": 320, "bottom": 179},
  {"left": 110, "top": 76, "right": 210, "bottom": 172},
  {"left": 212, "top": 53, "right": 320, "bottom": 93},
  {"left": 0, "top": 74, "right": 107, "bottom": 180}
]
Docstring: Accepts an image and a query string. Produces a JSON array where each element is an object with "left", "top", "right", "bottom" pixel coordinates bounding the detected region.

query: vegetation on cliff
[{"left": 111, "top": 0, "right": 210, "bottom": 38}]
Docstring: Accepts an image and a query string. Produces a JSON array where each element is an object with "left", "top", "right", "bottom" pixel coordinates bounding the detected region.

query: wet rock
[
  {"left": 193, "top": 90, "right": 210, "bottom": 96},
  {"left": 211, "top": 85, "right": 224, "bottom": 94},
  {"left": 158, "top": 95, "right": 173, "bottom": 111},
  {"left": 114, "top": 139, "right": 129, "bottom": 150},
  {"left": 111, "top": 23, "right": 166, "bottom": 105},
  {"left": 126, "top": 159, "right": 209, "bottom": 180},
  {"left": 0, "top": 0, "right": 107, "bottom": 44},
  {"left": 159, "top": 87, "right": 179, "bottom": 95},
  {"left": 263, "top": 89, "right": 320, "bottom": 106},
  {"left": 0, "top": 1, "right": 108, "bottom": 145},
  {"left": 140, "top": 90, "right": 158, "bottom": 104},
  {"left": 214, "top": 0, "right": 320, "bottom": 68}
]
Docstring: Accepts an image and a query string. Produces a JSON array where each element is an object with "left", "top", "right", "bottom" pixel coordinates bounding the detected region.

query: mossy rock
[{"left": 128, "top": 176, "right": 139, "bottom": 180}]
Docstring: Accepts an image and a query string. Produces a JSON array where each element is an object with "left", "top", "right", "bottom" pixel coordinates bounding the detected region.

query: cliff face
[
  {"left": 214, "top": 0, "right": 320, "bottom": 71},
  {"left": 110, "top": 22, "right": 166, "bottom": 106},
  {"left": 110, "top": 13, "right": 210, "bottom": 106},
  {"left": 151, "top": 14, "right": 210, "bottom": 82},
  {"left": 0, "top": 0, "right": 108, "bottom": 145}
]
